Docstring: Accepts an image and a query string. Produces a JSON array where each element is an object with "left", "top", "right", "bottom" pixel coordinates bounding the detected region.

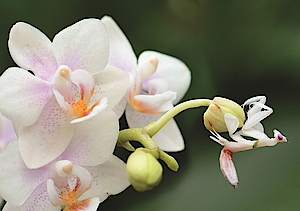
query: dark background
[{"left": 0, "top": 0, "right": 299, "bottom": 210}]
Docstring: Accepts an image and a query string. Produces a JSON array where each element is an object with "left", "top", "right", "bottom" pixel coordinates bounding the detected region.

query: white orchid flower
[
  {"left": 101, "top": 16, "right": 191, "bottom": 152},
  {"left": 0, "top": 131, "right": 130, "bottom": 211},
  {"left": 0, "top": 19, "right": 129, "bottom": 168}
]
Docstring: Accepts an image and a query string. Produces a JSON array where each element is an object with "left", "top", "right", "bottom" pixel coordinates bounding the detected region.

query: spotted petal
[
  {"left": 53, "top": 19, "right": 109, "bottom": 74},
  {"left": 62, "top": 110, "right": 119, "bottom": 166},
  {"left": 3, "top": 181, "right": 58, "bottom": 211},
  {"left": 82, "top": 155, "right": 130, "bottom": 202},
  {"left": 19, "top": 97, "right": 74, "bottom": 169},
  {"left": 0, "top": 140, "right": 48, "bottom": 207},
  {"left": 0, "top": 67, "right": 52, "bottom": 126}
]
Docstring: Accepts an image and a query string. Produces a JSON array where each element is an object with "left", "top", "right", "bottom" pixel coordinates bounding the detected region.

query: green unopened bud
[
  {"left": 126, "top": 148, "right": 163, "bottom": 192},
  {"left": 203, "top": 97, "right": 245, "bottom": 132}
]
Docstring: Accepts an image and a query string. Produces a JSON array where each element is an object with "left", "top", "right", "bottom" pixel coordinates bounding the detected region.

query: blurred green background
[{"left": 0, "top": 0, "right": 299, "bottom": 210}]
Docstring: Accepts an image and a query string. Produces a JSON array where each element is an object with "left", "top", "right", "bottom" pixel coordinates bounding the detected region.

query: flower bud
[
  {"left": 203, "top": 97, "right": 245, "bottom": 132},
  {"left": 126, "top": 148, "right": 163, "bottom": 192}
]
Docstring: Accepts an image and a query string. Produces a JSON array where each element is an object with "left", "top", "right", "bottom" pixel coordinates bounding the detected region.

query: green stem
[
  {"left": 118, "top": 128, "right": 179, "bottom": 171},
  {"left": 145, "top": 99, "right": 212, "bottom": 137},
  {"left": 118, "top": 128, "right": 158, "bottom": 150}
]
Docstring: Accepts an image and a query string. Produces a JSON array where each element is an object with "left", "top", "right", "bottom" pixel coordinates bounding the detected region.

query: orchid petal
[
  {"left": 62, "top": 110, "right": 119, "bottom": 166},
  {"left": 138, "top": 51, "right": 191, "bottom": 104},
  {"left": 152, "top": 118, "right": 185, "bottom": 151},
  {"left": 126, "top": 106, "right": 184, "bottom": 151},
  {"left": 64, "top": 197, "right": 100, "bottom": 211},
  {"left": 101, "top": 16, "right": 137, "bottom": 74},
  {"left": 112, "top": 95, "right": 128, "bottom": 118},
  {"left": 131, "top": 90, "right": 176, "bottom": 114},
  {"left": 82, "top": 155, "right": 130, "bottom": 202},
  {"left": 3, "top": 181, "right": 58, "bottom": 211},
  {"left": 0, "top": 140, "right": 48, "bottom": 207},
  {"left": 8, "top": 22, "right": 58, "bottom": 81},
  {"left": 53, "top": 19, "right": 109, "bottom": 74},
  {"left": 92, "top": 65, "right": 129, "bottom": 111},
  {"left": 219, "top": 148, "right": 238, "bottom": 188},
  {"left": 19, "top": 97, "right": 74, "bottom": 169},
  {"left": 0, "top": 67, "right": 52, "bottom": 126},
  {"left": 0, "top": 112, "right": 17, "bottom": 150}
]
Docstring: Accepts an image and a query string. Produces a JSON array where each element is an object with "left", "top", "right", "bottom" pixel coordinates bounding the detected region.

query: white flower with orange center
[
  {"left": 0, "top": 134, "right": 130, "bottom": 211},
  {"left": 0, "top": 19, "right": 129, "bottom": 169},
  {"left": 102, "top": 16, "right": 191, "bottom": 152}
]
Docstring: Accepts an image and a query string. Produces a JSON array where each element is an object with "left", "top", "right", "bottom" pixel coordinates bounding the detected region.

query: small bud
[
  {"left": 203, "top": 97, "right": 245, "bottom": 132},
  {"left": 126, "top": 148, "right": 163, "bottom": 192}
]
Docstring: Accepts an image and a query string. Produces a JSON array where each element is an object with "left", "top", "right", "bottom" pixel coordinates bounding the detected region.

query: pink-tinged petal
[
  {"left": 64, "top": 197, "right": 100, "bottom": 211},
  {"left": 8, "top": 22, "right": 58, "bottom": 81},
  {"left": 219, "top": 148, "right": 239, "bottom": 188},
  {"left": 0, "top": 67, "right": 52, "bottom": 126},
  {"left": 0, "top": 112, "right": 17, "bottom": 150},
  {"left": 62, "top": 110, "right": 119, "bottom": 166},
  {"left": 139, "top": 51, "right": 191, "bottom": 104},
  {"left": 92, "top": 65, "right": 129, "bottom": 111},
  {"left": 19, "top": 97, "right": 74, "bottom": 169},
  {"left": 126, "top": 106, "right": 184, "bottom": 151},
  {"left": 82, "top": 155, "right": 130, "bottom": 202},
  {"left": 0, "top": 140, "right": 48, "bottom": 207},
  {"left": 101, "top": 16, "right": 137, "bottom": 74},
  {"left": 53, "top": 19, "right": 109, "bottom": 74},
  {"left": 3, "top": 181, "right": 59, "bottom": 211},
  {"left": 131, "top": 90, "right": 177, "bottom": 114}
]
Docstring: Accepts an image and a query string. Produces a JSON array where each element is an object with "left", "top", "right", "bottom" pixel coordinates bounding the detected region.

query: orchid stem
[{"left": 145, "top": 99, "right": 212, "bottom": 137}]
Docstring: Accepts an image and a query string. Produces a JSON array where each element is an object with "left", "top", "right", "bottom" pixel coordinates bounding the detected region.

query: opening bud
[
  {"left": 126, "top": 148, "right": 163, "bottom": 192},
  {"left": 203, "top": 97, "right": 245, "bottom": 132}
]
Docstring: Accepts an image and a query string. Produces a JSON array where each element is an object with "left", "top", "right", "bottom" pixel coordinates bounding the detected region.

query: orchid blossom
[
  {"left": 101, "top": 15, "right": 191, "bottom": 152},
  {"left": 0, "top": 127, "right": 130, "bottom": 211},
  {"left": 209, "top": 96, "right": 287, "bottom": 187},
  {"left": 0, "top": 19, "right": 129, "bottom": 168}
]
